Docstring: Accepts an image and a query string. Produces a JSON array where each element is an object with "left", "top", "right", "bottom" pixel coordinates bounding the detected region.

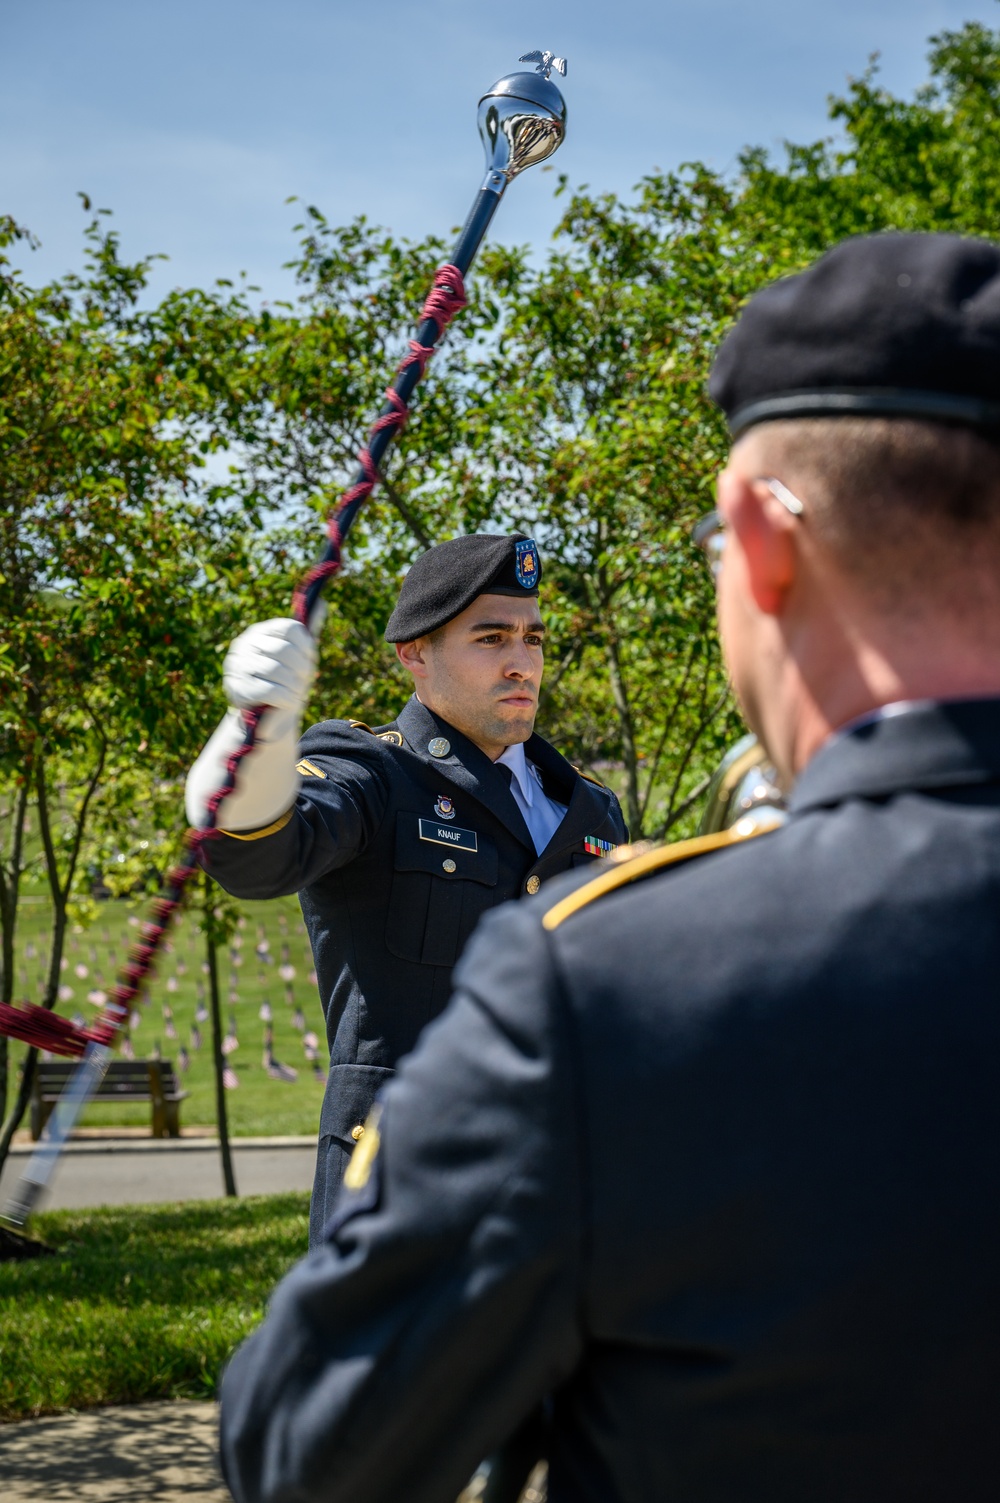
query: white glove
[{"left": 185, "top": 619, "right": 318, "bottom": 832}]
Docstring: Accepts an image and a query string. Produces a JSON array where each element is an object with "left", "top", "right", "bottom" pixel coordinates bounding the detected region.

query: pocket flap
[
  {"left": 394, "top": 812, "right": 498, "bottom": 886},
  {"left": 319, "top": 1062, "right": 395, "bottom": 1144}
]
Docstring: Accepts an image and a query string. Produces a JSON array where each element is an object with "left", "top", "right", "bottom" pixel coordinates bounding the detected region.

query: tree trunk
[
  {"left": 0, "top": 779, "right": 31, "bottom": 1128},
  {"left": 605, "top": 633, "right": 642, "bottom": 837},
  {"left": 205, "top": 891, "right": 238, "bottom": 1198},
  {"left": 0, "top": 740, "right": 97, "bottom": 1181},
  {"left": 0, "top": 1046, "right": 38, "bottom": 1180}
]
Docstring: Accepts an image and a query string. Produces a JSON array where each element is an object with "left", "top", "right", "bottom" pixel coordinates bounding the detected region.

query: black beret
[
  {"left": 384, "top": 532, "right": 541, "bottom": 642},
  {"left": 710, "top": 232, "right": 1000, "bottom": 438}
]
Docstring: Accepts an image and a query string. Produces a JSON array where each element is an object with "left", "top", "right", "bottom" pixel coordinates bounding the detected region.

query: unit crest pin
[{"left": 434, "top": 795, "right": 456, "bottom": 820}]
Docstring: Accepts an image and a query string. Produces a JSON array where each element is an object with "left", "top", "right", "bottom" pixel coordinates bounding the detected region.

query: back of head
[
  {"left": 711, "top": 232, "right": 1000, "bottom": 619},
  {"left": 739, "top": 416, "right": 1000, "bottom": 617}
]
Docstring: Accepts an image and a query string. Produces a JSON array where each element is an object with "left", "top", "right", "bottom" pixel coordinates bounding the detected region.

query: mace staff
[
  {"left": 296, "top": 56, "right": 569, "bottom": 630},
  {"left": 0, "top": 51, "right": 569, "bottom": 1227}
]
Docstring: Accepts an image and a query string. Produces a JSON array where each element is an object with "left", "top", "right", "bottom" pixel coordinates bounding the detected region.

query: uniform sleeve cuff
[{"left": 217, "top": 807, "right": 295, "bottom": 842}]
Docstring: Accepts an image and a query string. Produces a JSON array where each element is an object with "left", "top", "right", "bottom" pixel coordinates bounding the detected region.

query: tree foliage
[{"left": 0, "top": 211, "right": 262, "bottom": 1141}]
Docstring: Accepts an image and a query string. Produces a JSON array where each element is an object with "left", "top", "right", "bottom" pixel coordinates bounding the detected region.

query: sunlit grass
[{"left": 0, "top": 1193, "right": 309, "bottom": 1419}]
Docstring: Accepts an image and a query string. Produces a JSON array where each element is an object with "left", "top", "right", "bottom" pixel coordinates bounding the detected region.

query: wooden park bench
[{"left": 30, "top": 1059, "right": 189, "bottom": 1141}]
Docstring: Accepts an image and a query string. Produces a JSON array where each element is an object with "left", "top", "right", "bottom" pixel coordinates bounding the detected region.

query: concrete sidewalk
[
  {"left": 0, "top": 1401, "right": 229, "bottom": 1502},
  {"left": 0, "top": 1402, "right": 509, "bottom": 1503},
  {"left": 3, "top": 1136, "right": 317, "bottom": 1210}
]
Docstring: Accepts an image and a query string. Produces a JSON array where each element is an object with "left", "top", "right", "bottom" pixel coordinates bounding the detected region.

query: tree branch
[
  {"left": 653, "top": 680, "right": 732, "bottom": 839},
  {"left": 57, "top": 719, "right": 108, "bottom": 908},
  {"left": 377, "top": 471, "right": 435, "bottom": 552},
  {"left": 636, "top": 642, "right": 697, "bottom": 827}
]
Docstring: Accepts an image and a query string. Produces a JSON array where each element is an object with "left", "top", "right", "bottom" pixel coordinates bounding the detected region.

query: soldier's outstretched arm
[
  {"left": 219, "top": 901, "right": 584, "bottom": 1503},
  {"left": 186, "top": 618, "right": 388, "bottom": 899}
]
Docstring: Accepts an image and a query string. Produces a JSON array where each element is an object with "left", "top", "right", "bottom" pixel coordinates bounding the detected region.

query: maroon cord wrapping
[
  {"left": 0, "top": 708, "right": 264, "bottom": 1058},
  {"left": 292, "top": 264, "right": 467, "bottom": 623},
  {"left": 0, "top": 265, "right": 467, "bottom": 1061}
]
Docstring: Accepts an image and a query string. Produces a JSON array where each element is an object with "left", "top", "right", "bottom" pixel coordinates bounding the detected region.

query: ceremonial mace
[{"left": 0, "top": 51, "right": 568, "bottom": 1227}]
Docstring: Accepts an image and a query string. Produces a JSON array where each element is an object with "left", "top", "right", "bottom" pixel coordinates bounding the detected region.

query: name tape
[{"left": 418, "top": 819, "right": 479, "bottom": 853}]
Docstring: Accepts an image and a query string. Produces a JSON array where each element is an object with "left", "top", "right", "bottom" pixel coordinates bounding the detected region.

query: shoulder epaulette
[
  {"left": 349, "top": 717, "right": 405, "bottom": 746},
  {"left": 542, "top": 822, "right": 768, "bottom": 932},
  {"left": 572, "top": 763, "right": 608, "bottom": 789}
]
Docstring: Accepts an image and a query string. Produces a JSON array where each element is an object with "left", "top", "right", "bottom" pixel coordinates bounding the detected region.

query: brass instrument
[{"left": 698, "top": 733, "right": 787, "bottom": 836}]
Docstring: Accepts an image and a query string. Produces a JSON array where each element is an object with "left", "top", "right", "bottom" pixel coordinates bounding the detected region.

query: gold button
[
  {"left": 350, "top": 1124, "right": 365, "bottom": 1141},
  {"left": 442, "top": 858, "right": 457, "bottom": 873},
  {"left": 526, "top": 875, "right": 541, "bottom": 895}
]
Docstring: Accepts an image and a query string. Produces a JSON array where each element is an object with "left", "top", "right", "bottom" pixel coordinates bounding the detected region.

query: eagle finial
[{"left": 519, "top": 49, "right": 567, "bottom": 81}]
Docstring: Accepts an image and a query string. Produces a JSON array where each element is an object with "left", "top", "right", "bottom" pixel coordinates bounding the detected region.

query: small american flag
[
  {"left": 266, "top": 1054, "right": 299, "bottom": 1083},
  {"left": 222, "top": 1014, "right": 239, "bottom": 1055}
]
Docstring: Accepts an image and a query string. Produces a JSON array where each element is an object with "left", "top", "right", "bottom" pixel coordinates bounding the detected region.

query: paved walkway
[
  {"left": 3, "top": 1136, "right": 317, "bottom": 1210},
  {"left": 0, "top": 1401, "right": 229, "bottom": 1502},
  {"left": 0, "top": 1402, "right": 510, "bottom": 1503}
]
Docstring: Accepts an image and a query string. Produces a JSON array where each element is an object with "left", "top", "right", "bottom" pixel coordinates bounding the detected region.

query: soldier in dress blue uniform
[
  {"left": 220, "top": 233, "right": 1000, "bottom": 1503},
  {"left": 186, "top": 532, "right": 625, "bottom": 1240}
]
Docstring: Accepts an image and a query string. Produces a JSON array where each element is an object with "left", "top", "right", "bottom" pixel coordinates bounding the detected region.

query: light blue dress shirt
[{"left": 495, "top": 741, "right": 568, "bottom": 855}]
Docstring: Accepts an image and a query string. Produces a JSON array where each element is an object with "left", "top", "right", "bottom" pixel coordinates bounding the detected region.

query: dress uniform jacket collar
[
  {"left": 790, "top": 696, "right": 1000, "bottom": 814},
  {"left": 394, "top": 695, "right": 615, "bottom": 854}
]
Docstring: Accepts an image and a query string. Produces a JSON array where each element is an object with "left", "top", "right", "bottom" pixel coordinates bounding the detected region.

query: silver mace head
[{"left": 478, "top": 49, "right": 567, "bottom": 187}]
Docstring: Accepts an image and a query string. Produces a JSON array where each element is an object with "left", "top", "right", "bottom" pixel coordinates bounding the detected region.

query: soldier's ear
[
  {"left": 718, "top": 467, "right": 797, "bottom": 617},
  {"left": 396, "top": 639, "right": 430, "bottom": 678}
]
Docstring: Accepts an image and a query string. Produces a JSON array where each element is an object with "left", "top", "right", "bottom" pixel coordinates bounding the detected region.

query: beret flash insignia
[{"left": 514, "top": 538, "right": 539, "bottom": 589}]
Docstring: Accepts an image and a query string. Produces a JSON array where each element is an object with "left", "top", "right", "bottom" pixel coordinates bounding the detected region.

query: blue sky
[{"left": 3, "top": 0, "right": 999, "bottom": 301}]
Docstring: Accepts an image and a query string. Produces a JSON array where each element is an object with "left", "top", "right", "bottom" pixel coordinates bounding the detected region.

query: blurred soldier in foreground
[{"left": 220, "top": 232, "right": 1000, "bottom": 1503}]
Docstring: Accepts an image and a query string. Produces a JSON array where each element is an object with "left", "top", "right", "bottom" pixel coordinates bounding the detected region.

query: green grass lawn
[
  {"left": 0, "top": 1194, "right": 309, "bottom": 1420},
  {"left": 13, "top": 896, "right": 327, "bottom": 1138}
]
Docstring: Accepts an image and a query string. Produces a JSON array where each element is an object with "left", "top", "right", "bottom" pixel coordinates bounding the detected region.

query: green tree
[
  {"left": 737, "top": 21, "right": 1000, "bottom": 251},
  {"left": 0, "top": 210, "right": 259, "bottom": 1165},
  {"left": 163, "top": 208, "right": 515, "bottom": 727}
]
